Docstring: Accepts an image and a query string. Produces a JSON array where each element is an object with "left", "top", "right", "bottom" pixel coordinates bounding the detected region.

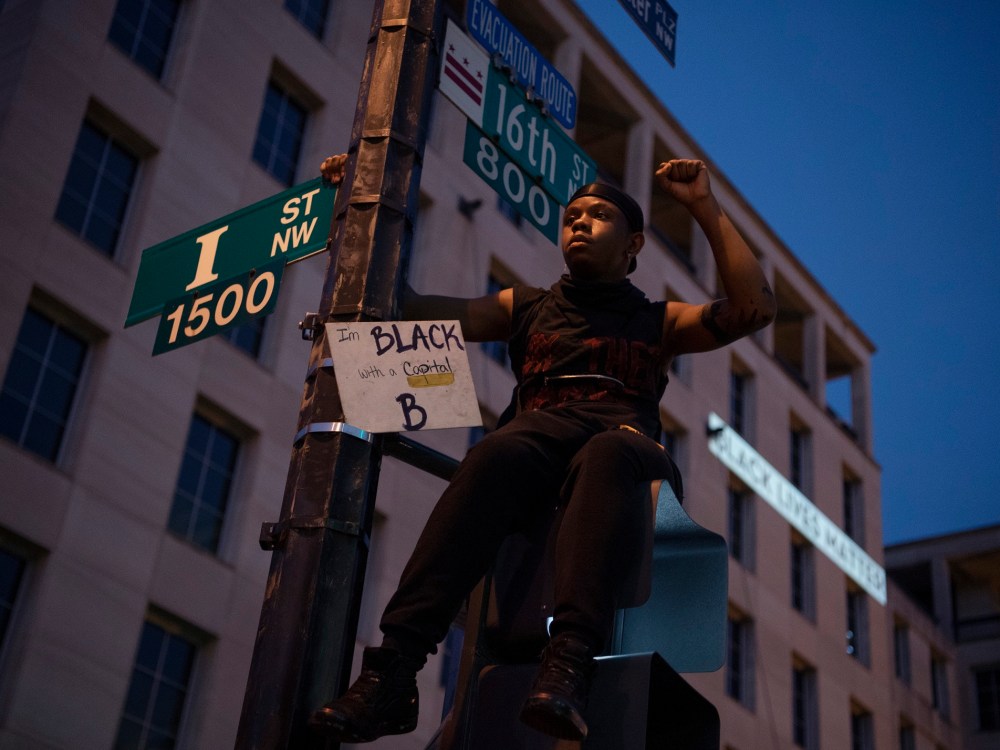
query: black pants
[{"left": 380, "top": 403, "right": 680, "bottom": 662}]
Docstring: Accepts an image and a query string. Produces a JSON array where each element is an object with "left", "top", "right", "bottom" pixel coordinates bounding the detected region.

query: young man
[{"left": 310, "top": 154, "right": 775, "bottom": 742}]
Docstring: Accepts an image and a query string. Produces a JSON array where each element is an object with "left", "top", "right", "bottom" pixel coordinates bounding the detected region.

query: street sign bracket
[
  {"left": 361, "top": 127, "right": 420, "bottom": 149},
  {"left": 298, "top": 312, "right": 322, "bottom": 340},
  {"left": 380, "top": 16, "right": 433, "bottom": 37},
  {"left": 347, "top": 193, "right": 407, "bottom": 214},
  {"left": 259, "top": 516, "right": 369, "bottom": 551}
]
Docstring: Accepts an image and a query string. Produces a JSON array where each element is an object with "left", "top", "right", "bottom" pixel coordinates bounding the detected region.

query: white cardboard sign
[{"left": 326, "top": 321, "right": 482, "bottom": 434}]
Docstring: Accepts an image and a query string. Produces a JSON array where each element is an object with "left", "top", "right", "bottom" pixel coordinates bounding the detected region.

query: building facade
[
  {"left": 0, "top": 0, "right": 965, "bottom": 748},
  {"left": 887, "top": 525, "right": 1000, "bottom": 750}
]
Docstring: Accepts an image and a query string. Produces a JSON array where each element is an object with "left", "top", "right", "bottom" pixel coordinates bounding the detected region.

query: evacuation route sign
[
  {"left": 125, "top": 178, "right": 336, "bottom": 327},
  {"left": 465, "top": 0, "right": 578, "bottom": 129},
  {"left": 326, "top": 321, "right": 482, "bottom": 434}
]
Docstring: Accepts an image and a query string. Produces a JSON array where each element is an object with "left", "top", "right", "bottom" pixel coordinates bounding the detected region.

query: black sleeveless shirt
[{"left": 504, "top": 275, "right": 667, "bottom": 437}]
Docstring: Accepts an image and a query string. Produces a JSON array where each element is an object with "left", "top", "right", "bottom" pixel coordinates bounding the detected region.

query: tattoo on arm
[{"left": 701, "top": 301, "right": 740, "bottom": 345}]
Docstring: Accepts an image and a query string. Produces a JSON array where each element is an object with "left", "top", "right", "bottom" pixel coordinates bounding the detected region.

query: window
[
  {"left": 107, "top": 0, "right": 181, "bottom": 79},
  {"left": 789, "top": 419, "right": 812, "bottom": 492},
  {"left": 975, "top": 666, "right": 1000, "bottom": 731},
  {"left": 791, "top": 537, "right": 816, "bottom": 620},
  {"left": 284, "top": 0, "right": 329, "bottom": 38},
  {"left": 730, "top": 369, "right": 751, "bottom": 437},
  {"left": 221, "top": 318, "right": 266, "bottom": 359},
  {"left": 825, "top": 325, "right": 860, "bottom": 438},
  {"left": 893, "top": 621, "right": 911, "bottom": 684},
  {"left": 55, "top": 119, "right": 139, "bottom": 255},
  {"left": 728, "top": 486, "right": 755, "bottom": 570},
  {"left": 846, "top": 587, "right": 870, "bottom": 666},
  {"left": 726, "top": 611, "right": 755, "bottom": 709},
  {"left": 481, "top": 273, "right": 509, "bottom": 367},
  {"left": 773, "top": 273, "right": 811, "bottom": 388},
  {"left": 843, "top": 472, "right": 865, "bottom": 545},
  {"left": 851, "top": 705, "right": 875, "bottom": 750},
  {"left": 252, "top": 81, "right": 308, "bottom": 186},
  {"left": 931, "top": 652, "right": 950, "bottom": 720},
  {"left": 497, "top": 195, "right": 523, "bottom": 228},
  {"left": 792, "top": 661, "right": 819, "bottom": 750},
  {"left": 168, "top": 413, "right": 240, "bottom": 553},
  {"left": 115, "top": 618, "right": 198, "bottom": 749},
  {"left": 0, "top": 307, "right": 88, "bottom": 462},
  {"left": 0, "top": 549, "right": 26, "bottom": 651},
  {"left": 899, "top": 722, "right": 916, "bottom": 750},
  {"left": 440, "top": 624, "right": 464, "bottom": 716},
  {"left": 649, "top": 137, "right": 693, "bottom": 268},
  {"left": 658, "top": 414, "right": 687, "bottom": 476}
]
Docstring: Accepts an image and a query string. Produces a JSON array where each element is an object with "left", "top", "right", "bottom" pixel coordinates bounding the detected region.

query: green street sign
[
  {"left": 126, "top": 178, "right": 335, "bottom": 327},
  {"left": 480, "top": 66, "right": 596, "bottom": 206},
  {"left": 152, "top": 260, "right": 285, "bottom": 355},
  {"left": 463, "top": 120, "right": 559, "bottom": 243}
]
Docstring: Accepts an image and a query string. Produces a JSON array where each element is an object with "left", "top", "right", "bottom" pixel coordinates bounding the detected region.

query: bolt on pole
[{"left": 235, "top": 1, "right": 442, "bottom": 747}]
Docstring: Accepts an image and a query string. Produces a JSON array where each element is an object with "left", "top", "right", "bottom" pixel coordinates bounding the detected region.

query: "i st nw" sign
[{"left": 125, "top": 178, "right": 335, "bottom": 327}]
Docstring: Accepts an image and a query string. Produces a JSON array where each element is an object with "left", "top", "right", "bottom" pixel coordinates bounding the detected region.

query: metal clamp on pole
[
  {"left": 293, "top": 421, "right": 374, "bottom": 445},
  {"left": 299, "top": 312, "right": 322, "bottom": 341},
  {"left": 259, "top": 516, "right": 368, "bottom": 551}
]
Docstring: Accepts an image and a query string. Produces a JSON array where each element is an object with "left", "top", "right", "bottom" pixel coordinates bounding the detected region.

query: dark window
[
  {"left": 898, "top": 724, "right": 915, "bottom": 750},
  {"left": 790, "top": 426, "right": 810, "bottom": 490},
  {"left": 221, "top": 318, "right": 266, "bottom": 359},
  {"left": 108, "top": 0, "right": 181, "bottom": 79},
  {"left": 481, "top": 273, "right": 509, "bottom": 368},
  {"left": 728, "top": 488, "right": 754, "bottom": 570},
  {"left": 893, "top": 623, "right": 911, "bottom": 684},
  {"left": 168, "top": 414, "right": 239, "bottom": 553},
  {"left": 55, "top": 120, "right": 139, "bottom": 255},
  {"left": 851, "top": 708, "right": 875, "bottom": 750},
  {"left": 843, "top": 476, "right": 864, "bottom": 545},
  {"left": 0, "top": 308, "right": 87, "bottom": 462},
  {"left": 115, "top": 620, "right": 196, "bottom": 749},
  {"left": 931, "top": 653, "right": 950, "bottom": 719},
  {"left": 252, "top": 82, "right": 308, "bottom": 186},
  {"left": 792, "top": 664, "right": 818, "bottom": 750},
  {"left": 791, "top": 540, "right": 816, "bottom": 619},
  {"left": 847, "top": 589, "right": 870, "bottom": 666},
  {"left": 730, "top": 371, "right": 748, "bottom": 436},
  {"left": 284, "top": 0, "right": 329, "bottom": 38},
  {"left": 726, "top": 615, "right": 754, "bottom": 709},
  {"left": 0, "top": 549, "right": 26, "bottom": 649},
  {"left": 497, "top": 195, "right": 523, "bottom": 227},
  {"left": 975, "top": 667, "right": 1000, "bottom": 731}
]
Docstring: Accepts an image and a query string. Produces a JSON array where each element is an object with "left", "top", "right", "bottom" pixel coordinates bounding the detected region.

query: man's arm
[
  {"left": 657, "top": 160, "right": 776, "bottom": 355},
  {"left": 320, "top": 155, "right": 513, "bottom": 342},
  {"left": 403, "top": 286, "right": 513, "bottom": 342}
]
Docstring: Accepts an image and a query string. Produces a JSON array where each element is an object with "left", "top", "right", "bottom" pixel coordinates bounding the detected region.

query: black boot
[
  {"left": 519, "top": 632, "right": 596, "bottom": 741},
  {"left": 309, "top": 647, "right": 420, "bottom": 743}
]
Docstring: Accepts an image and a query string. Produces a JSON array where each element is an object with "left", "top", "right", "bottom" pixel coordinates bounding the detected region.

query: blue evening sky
[{"left": 574, "top": 0, "right": 1000, "bottom": 544}]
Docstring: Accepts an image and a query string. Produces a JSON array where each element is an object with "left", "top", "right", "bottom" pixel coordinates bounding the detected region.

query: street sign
[
  {"left": 126, "top": 178, "right": 335, "bottom": 326},
  {"left": 152, "top": 260, "right": 285, "bottom": 355},
  {"left": 326, "top": 321, "right": 482, "bottom": 433},
  {"left": 616, "top": 0, "right": 678, "bottom": 67},
  {"left": 463, "top": 121, "right": 559, "bottom": 243},
  {"left": 466, "top": 0, "right": 578, "bottom": 129},
  {"left": 480, "top": 65, "right": 596, "bottom": 206}
]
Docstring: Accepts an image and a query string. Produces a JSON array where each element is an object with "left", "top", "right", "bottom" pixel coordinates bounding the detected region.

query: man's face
[{"left": 561, "top": 196, "right": 639, "bottom": 281}]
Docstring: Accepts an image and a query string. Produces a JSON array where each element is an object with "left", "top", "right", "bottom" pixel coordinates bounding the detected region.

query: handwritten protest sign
[{"left": 325, "top": 321, "right": 482, "bottom": 433}]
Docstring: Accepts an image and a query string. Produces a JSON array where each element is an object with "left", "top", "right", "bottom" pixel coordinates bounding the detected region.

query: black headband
[{"left": 569, "top": 182, "right": 644, "bottom": 233}]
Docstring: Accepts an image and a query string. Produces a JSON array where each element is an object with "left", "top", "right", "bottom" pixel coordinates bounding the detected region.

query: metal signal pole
[{"left": 235, "top": 0, "right": 442, "bottom": 747}]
